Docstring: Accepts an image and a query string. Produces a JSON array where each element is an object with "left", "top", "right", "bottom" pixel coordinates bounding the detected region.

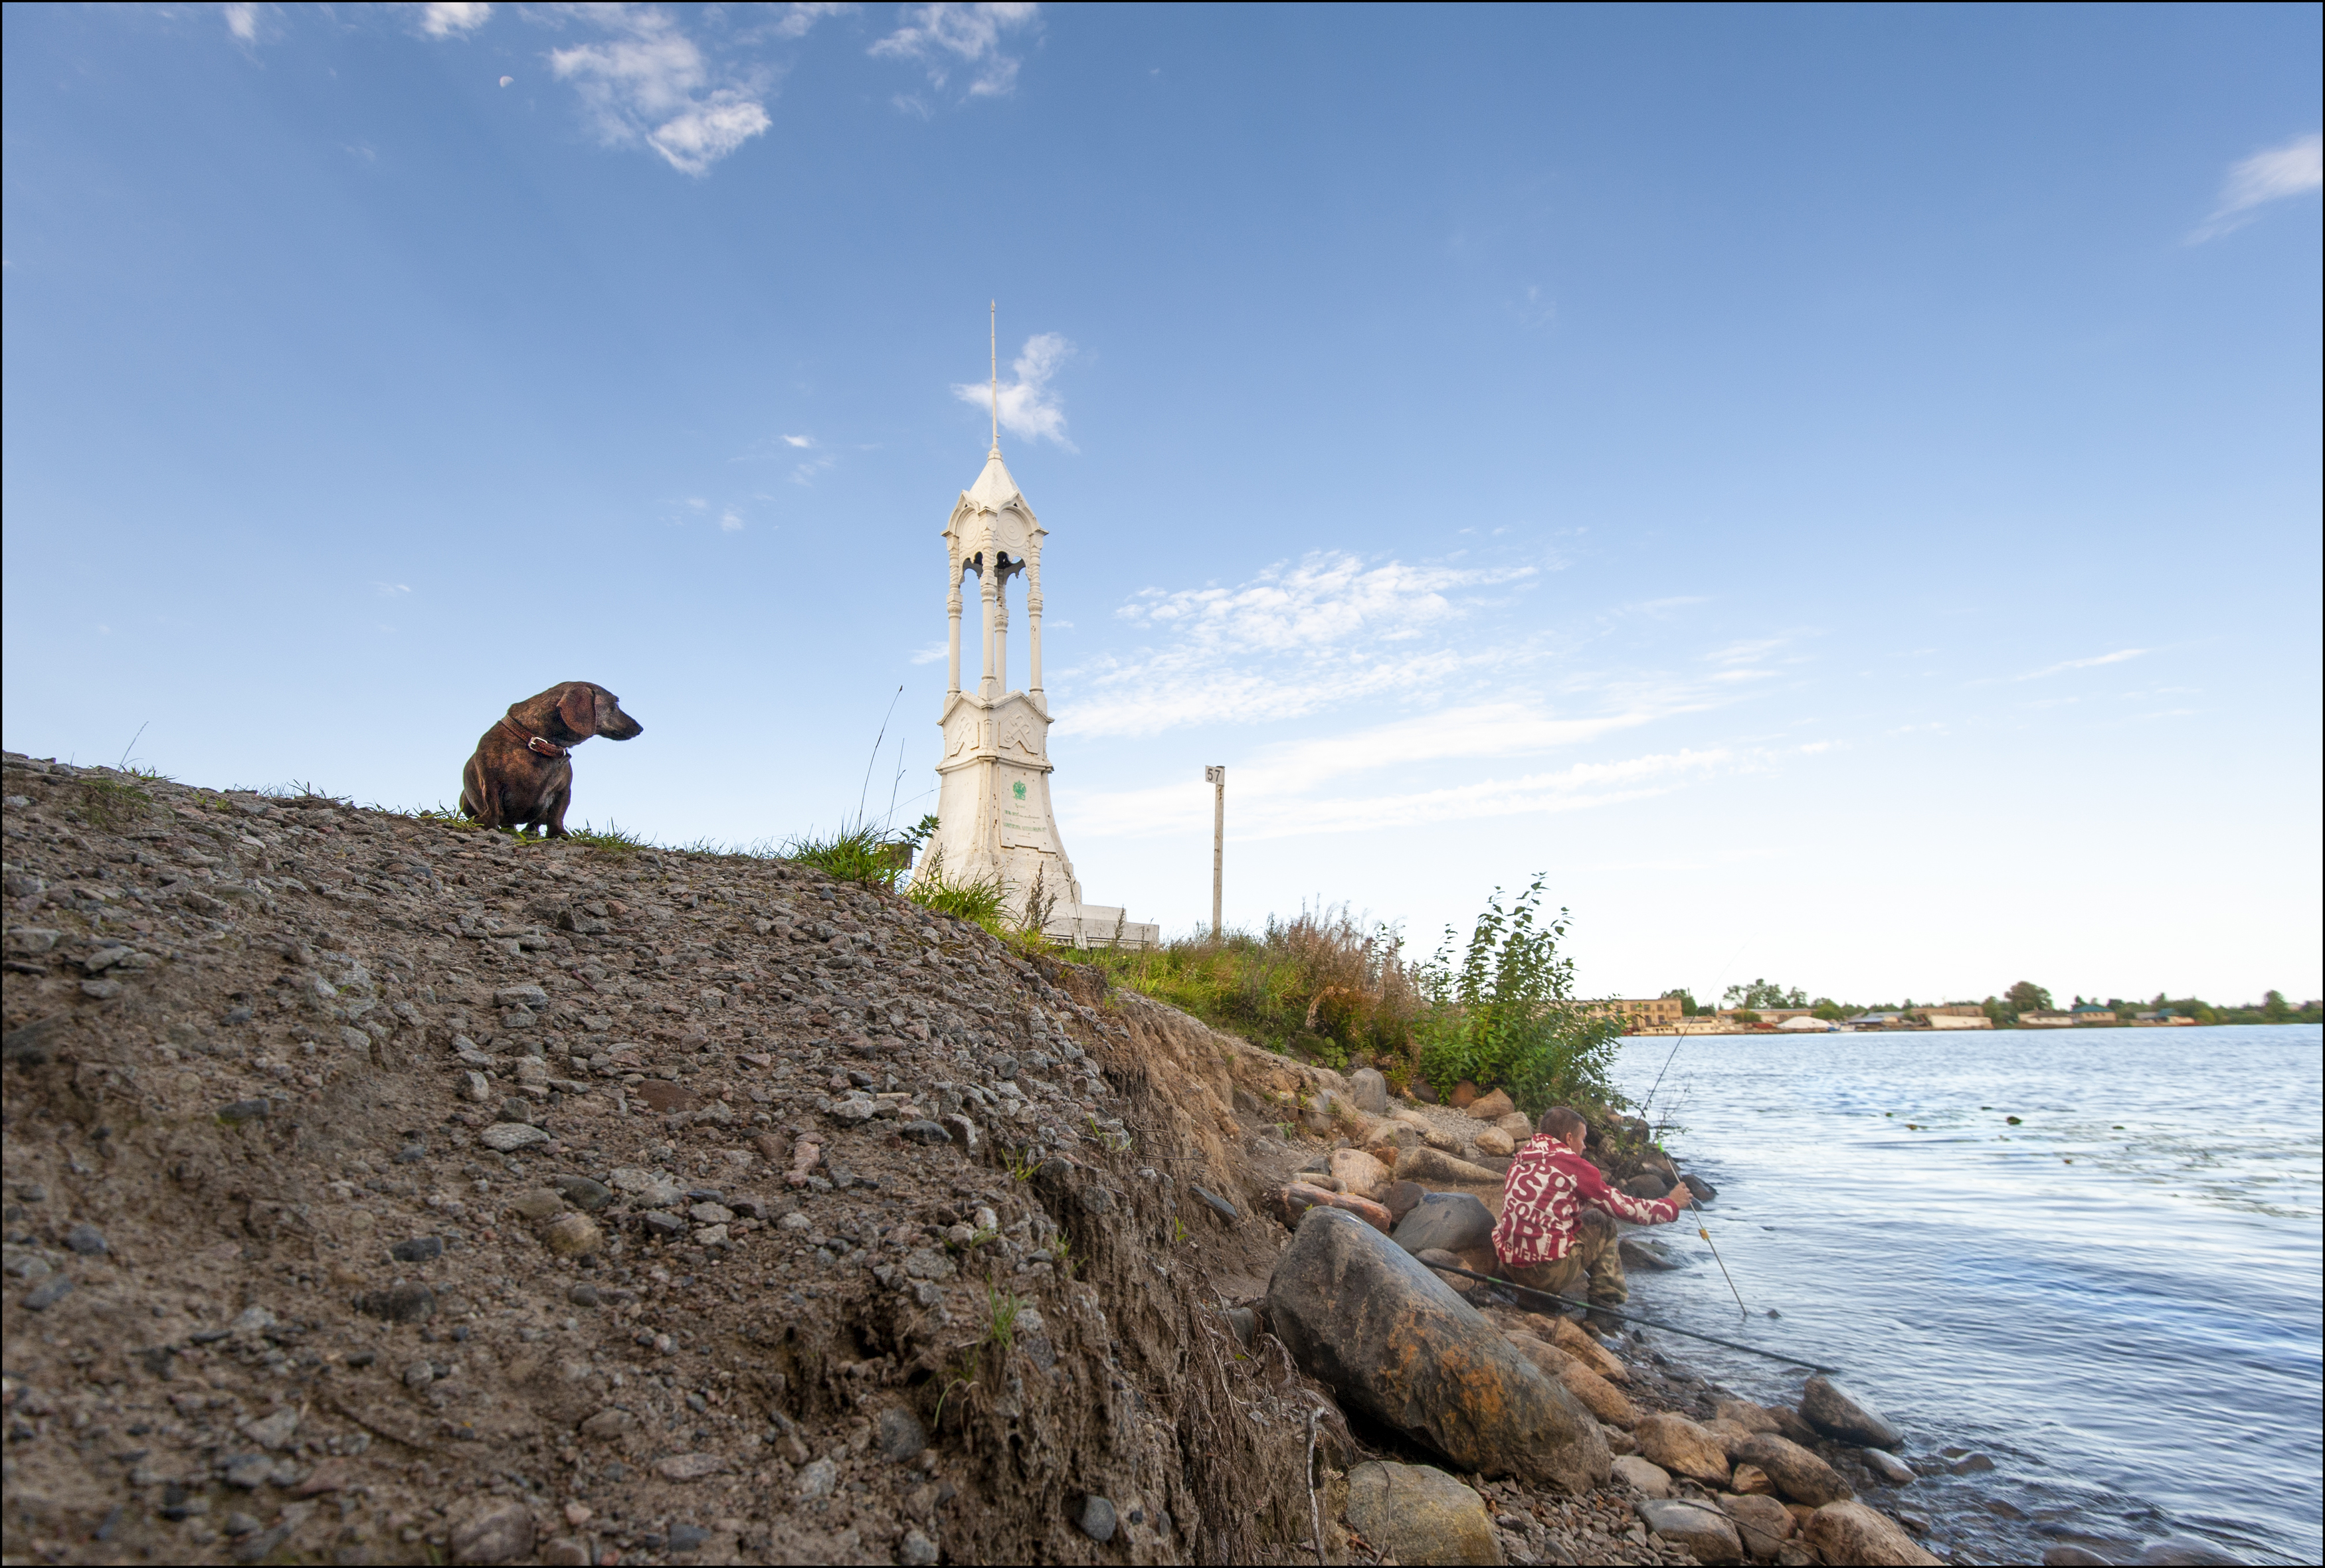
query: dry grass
[{"left": 1087, "top": 905, "right": 1424, "bottom": 1077}]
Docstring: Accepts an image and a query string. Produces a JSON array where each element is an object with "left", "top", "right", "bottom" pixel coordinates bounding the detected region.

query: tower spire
[{"left": 988, "top": 300, "right": 1000, "bottom": 457}]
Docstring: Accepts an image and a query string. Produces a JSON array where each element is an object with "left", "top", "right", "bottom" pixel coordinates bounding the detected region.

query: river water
[{"left": 1605, "top": 1026, "right": 2322, "bottom": 1567}]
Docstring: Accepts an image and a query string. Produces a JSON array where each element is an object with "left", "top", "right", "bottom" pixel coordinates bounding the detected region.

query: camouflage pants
[{"left": 1503, "top": 1209, "right": 1628, "bottom": 1309}]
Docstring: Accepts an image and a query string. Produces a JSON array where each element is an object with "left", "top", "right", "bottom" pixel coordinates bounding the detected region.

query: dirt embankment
[{"left": 3, "top": 755, "right": 1750, "bottom": 1567}]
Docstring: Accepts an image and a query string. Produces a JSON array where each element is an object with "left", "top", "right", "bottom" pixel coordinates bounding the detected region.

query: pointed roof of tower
[{"left": 964, "top": 446, "right": 1022, "bottom": 512}]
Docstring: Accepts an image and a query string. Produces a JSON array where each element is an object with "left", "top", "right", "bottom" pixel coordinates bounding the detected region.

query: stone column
[
  {"left": 947, "top": 555, "right": 963, "bottom": 696},
  {"left": 1026, "top": 550, "right": 1045, "bottom": 700},
  {"left": 992, "top": 565, "right": 1011, "bottom": 697},
  {"left": 978, "top": 559, "right": 998, "bottom": 701}
]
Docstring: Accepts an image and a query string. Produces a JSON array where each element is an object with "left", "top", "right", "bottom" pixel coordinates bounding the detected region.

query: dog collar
[{"left": 498, "top": 715, "right": 569, "bottom": 759}]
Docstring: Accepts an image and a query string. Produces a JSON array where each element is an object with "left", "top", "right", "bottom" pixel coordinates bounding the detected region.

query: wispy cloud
[
  {"left": 1054, "top": 552, "right": 1546, "bottom": 737},
  {"left": 719, "top": 509, "right": 745, "bottom": 532},
  {"left": 870, "top": 2, "right": 1037, "bottom": 100},
  {"left": 223, "top": 3, "right": 259, "bottom": 44},
  {"left": 2191, "top": 132, "right": 2323, "bottom": 242},
  {"left": 2000, "top": 648, "right": 2146, "bottom": 683},
  {"left": 769, "top": 3, "right": 856, "bottom": 41},
  {"left": 374, "top": 582, "right": 412, "bottom": 598},
  {"left": 1069, "top": 739, "right": 1740, "bottom": 843},
  {"left": 781, "top": 434, "right": 814, "bottom": 448},
  {"left": 547, "top": 7, "right": 771, "bottom": 176},
  {"left": 416, "top": 2, "right": 490, "bottom": 39},
  {"left": 952, "top": 332, "right": 1073, "bottom": 447}
]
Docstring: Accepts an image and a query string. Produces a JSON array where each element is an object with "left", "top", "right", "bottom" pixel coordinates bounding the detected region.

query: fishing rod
[
  {"left": 1674, "top": 1185, "right": 1752, "bottom": 1323},
  {"left": 1418, "top": 1261, "right": 1836, "bottom": 1373}
]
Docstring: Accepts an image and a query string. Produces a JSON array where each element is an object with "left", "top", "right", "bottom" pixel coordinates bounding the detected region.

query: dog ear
[{"left": 557, "top": 684, "right": 596, "bottom": 737}]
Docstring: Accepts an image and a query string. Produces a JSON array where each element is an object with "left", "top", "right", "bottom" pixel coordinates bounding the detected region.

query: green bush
[
  {"left": 1413, "top": 875, "right": 1626, "bottom": 1118},
  {"left": 782, "top": 821, "right": 905, "bottom": 890}
]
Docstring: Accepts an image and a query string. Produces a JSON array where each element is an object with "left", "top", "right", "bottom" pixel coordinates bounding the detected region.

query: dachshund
[{"left": 459, "top": 681, "right": 643, "bottom": 836}]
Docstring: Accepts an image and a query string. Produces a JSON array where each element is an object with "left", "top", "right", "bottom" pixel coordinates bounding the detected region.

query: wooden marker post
[{"left": 1204, "top": 765, "right": 1226, "bottom": 936}]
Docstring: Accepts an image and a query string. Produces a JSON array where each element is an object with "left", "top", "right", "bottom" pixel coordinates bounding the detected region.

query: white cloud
[
  {"left": 375, "top": 582, "right": 413, "bottom": 598},
  {"left": 418, "top": 2, "right": 490, "bottom": 39},
  {"left": 223, "top": 3, "right": 259, "bottom": 43},
  {"left": 769, "top": 2, "right": 856, "bottom": 41},
  {"left": 782, "top": 434, "right": 814, "bottom": 448},
  {"left": 952, "top": 332, "right": 1073, "bottom": 447},
  {"left": 548, "top": 7, "right": 771, "bottom": 176},
  {"left": 870, "top": 2, "right": 1036, "bottom": 99},
  {"left": 719, "top": 509, "right": 745, "bottom": 532},
  {"left": 1054, "top": 552, "right": 1542, "bottom": 737},
  {"left": 2191, "top": 132, "right": 2323, "bottom": 241},
  {"left": 1069, "top": 740, "right": 1739, "bottom": 843},
  {"left": 2001, "top": 648, "right": 2146, "bottom": 683},
  {"left": 909, "top": 642, "right": 950, "bottom": 665}
]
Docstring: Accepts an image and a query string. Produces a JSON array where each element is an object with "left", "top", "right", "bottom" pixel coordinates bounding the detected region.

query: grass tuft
[
  {"left": 782, "top": 821, "right": 904, "bottom": 889},
  {"left": 74, "top": 772, "right": 158, "bottom": 830}
]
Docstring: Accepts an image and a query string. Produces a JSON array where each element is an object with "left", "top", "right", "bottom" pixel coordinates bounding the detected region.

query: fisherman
[{"left": 1492, "top": 1105, "right": 1689, "bottom": 1326}]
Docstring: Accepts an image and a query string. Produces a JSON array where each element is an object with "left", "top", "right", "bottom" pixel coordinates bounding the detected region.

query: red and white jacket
[{"left": 1493, "top": 1136, "right": 1681, "bottom": 1267}]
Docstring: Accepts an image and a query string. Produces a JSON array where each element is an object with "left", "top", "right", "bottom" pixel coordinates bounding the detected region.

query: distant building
[
  {"left": 2131, "top": 1009, "right": 2195, "bottom": 1027},
  {"left": 1846, "top": 1011, "right": 1910, "bottom": 1029},
  {"left": 2070, "top": 1005, "right": 2117, "bottom": 1025},
  {"left": 1924, "top": 1004, "right": 1986, "bottom": 1017},
  {"left": 1586, "top": 996, "right": 1688, "bottom": 1032},
  {"left": 1926, "top": 1012, "right": 1994, "bottom": 1030},
  {"left": 2017, "top": 1011, "right": 2076, "bottom": 1027}
]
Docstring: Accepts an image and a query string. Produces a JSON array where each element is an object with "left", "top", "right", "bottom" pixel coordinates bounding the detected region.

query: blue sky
[{"left": 5, "top": 3, "right": 2319, "bottom": 1005}]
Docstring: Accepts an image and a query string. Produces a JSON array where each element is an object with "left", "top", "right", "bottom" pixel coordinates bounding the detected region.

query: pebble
[
  {"left": 1077, "top": 1495, "right": 1118, "bottom": 1544},
  {"left": 23, "top": 1275, "right": 74, "bottom": 1311},
  {"left": 796, "top": 1458, "right": 838, "bottom": 1499},
  {"left": 64, "top": 1223, "right": 108, "bottom": 1255},
  {"left": 478, "top": 1124, "right": 548, "bottom": 1152},
  {"left": 878, "top": 1407, "right": 929, "bottom": 1462},
  {"left": 390, "top": 1236, "right": 444, "bottom": 1263},
  {"left": 356, "top": 1283, "right": 436, "bottom": 1322}
]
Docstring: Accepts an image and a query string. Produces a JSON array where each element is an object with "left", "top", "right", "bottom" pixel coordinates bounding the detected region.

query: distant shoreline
[{"left": 1620, "top": 1019, "right": 2316, "bottom": 1036}]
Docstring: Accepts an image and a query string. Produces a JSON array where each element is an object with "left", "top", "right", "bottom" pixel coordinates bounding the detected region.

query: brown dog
[{"left": 460, "top": 682, "right": 644, "bottom": 836}]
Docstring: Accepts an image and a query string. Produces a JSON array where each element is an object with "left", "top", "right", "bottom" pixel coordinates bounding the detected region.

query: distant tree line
[{"left": 1657, "top": 979, "right": 2321, "bottom": 1027}]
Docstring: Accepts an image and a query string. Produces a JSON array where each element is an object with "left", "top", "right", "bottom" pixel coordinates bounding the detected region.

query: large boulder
[
  {"left": 1368, "top": 1120, "right": 1422, "bottom": 1153},
  {"left": 1473, "top": 1127, "right": 1517, "bottom": 1158},
  {"left": 1343, "top": 1462, "right": 1504, "bottom": 1566},
  {"left": 1394, "top": 1144, "right": 1504, "bottom": 1187},
  {"left": 1277, "top": 1182, "right": 1394, "bottom": 1233},
  {"left": 1512, "top": 1338, "right": 1636, "bottom": 1429},
  {"left": 1803, "top": 1502, "right": 1941, "bottom": 1566},
  {"left": 1265, "top": 1208, "right": 1611, "bottom": 1494},
  {"left": 1346, "top": 1067, "right": 1390, "bottom": 1116},
  {"left": 1720, "top": 1494, "right": 1796, "bottom": 1562},
  {"left": 1713, "top": 1399, "right": 1782, "bottom": 1435},
  {"left": 1622, "top": 1172, "right": 1672, "bottom": 1200},
  {"left": 1392, "top": 1191, "right": 1495, "bottom": 1257},
  {"left": 1800, "top": 1375, "right": 1903, "bottom": 1449},
  {"left": 1732, "top": 1434, "right": 1852, "bottom": 1508},
  {"left": 1544, "top": 1315, "right": 1629, "bottom": 1381},
  {"left": 1633, "top": 1413, "right": 1730, "bottom": 1488},
  {"left": 1635, "top": 1498, "right": 1742, "bottom": 1565},
  {"left": 1611, "top": 1456, "right": 1672, "bottom": 1497},
  {"left": 1466, "top": 1088, "right": 1516, "bottom": 1120},
  {"left": 1330, "top": 1148, "right": 1393, "bottom": 1198}
]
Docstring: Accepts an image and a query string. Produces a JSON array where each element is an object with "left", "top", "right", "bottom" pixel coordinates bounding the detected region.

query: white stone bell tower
[{"left": 924, "top": 315, "right": 1157, "bottom": 948}]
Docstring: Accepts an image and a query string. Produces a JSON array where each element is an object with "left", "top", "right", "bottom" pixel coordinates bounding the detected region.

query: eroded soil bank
[{"left": 3, "top": 756, "right": 1899, "bottom": 1566}]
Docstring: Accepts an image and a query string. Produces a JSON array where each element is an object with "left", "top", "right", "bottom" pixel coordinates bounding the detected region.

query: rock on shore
[{"left": 1266, "top": 1208, "right": 1612, "bottom": 1494}]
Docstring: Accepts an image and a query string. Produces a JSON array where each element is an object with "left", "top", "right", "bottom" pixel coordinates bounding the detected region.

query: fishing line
[{"left": 1416, "top": 1261, "right": 1834, "bottom": 1373}]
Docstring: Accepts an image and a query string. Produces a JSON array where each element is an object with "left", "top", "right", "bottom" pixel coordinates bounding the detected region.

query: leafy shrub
[{"left": 1413, "top": 875, "right": 1626, "bottom": 1118}]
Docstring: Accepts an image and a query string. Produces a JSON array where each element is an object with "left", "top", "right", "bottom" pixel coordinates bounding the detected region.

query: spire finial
[{"left": 988, "top": 300, "right": 1000, "bottom": 457}]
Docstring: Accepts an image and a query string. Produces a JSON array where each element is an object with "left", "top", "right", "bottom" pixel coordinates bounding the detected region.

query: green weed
[
  {"left": 74, "top": 773, "right": 156, "bottom": 830},
  {"left": 783, "top": 821, "right": 905, "bottom": 890},
  {"left": 905, "top": 847, "right": 1009, "bottom": 930}
]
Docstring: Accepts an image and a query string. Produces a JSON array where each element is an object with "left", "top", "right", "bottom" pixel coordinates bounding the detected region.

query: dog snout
[{"left": 603, "top": 705, "right": 644, "bottom": 740}]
